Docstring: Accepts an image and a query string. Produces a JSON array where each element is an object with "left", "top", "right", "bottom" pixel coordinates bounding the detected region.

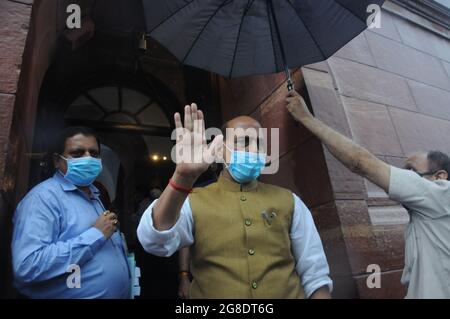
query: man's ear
[
  {"left": 53, "top": 153, "right": 61, "bottom": 169},
  {"left": 436, "top": 170, "right": 448, "bottom": 180}
]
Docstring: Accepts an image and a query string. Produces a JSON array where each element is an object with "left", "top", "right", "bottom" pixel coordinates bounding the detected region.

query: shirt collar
[
  {"left": 217, "top": 173, "right": 258, "bottom": 192},
  {"left": 53, "top": 171, "right": 100, "bottom": 197}
]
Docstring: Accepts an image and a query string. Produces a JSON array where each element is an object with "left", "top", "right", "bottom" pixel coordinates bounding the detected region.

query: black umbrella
[{"left": 143, "top": 0, "right": 385, "bottom": 90}]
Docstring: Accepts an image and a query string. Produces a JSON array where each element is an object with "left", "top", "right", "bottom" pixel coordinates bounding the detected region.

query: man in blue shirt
[{"left": 11, "top": 127, "right": 131, "bottom": 298}]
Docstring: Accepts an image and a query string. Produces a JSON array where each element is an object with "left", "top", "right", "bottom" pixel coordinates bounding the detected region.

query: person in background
[
  {"left": 134, "top": 186, "right": 179, "bottom": 299},
  {"left": 285, "top": 90, "right": 450, "bottom": 299},
  {"left": 177, "top": 247, "right": 191, "bottom": 299},
  {"left": 137, "top": 187, "right": 163, "bottom": 218},
  {"left": 11, "top": 127, "right": 131, "bottom": 299}
]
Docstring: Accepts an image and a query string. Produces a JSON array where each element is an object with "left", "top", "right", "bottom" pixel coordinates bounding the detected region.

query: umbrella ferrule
[
  {"left": 285, "top": 69, "right": 294, "bottom": 91},
  {"left": 287, "top": 79, "right": 294, "bottom": 92}
]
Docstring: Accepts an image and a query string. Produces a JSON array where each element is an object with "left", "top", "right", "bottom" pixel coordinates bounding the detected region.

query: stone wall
[
  {"left": 0, "top": 0, "right": 62, "bottom": 297},
  {"left": 0, "top": 0, "right": 33, "bottom": 297}
]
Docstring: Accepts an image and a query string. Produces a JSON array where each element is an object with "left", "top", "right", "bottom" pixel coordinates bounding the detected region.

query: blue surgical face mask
[
  {"left": 60, "top": 155, "right": 102, "bottom": 186},
  {"left": 224, "top": 144, "right": 266, "bottom": 184}
]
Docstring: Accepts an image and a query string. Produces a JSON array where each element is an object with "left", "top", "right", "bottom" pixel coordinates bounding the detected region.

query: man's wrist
[
  {"left": 172, "top": 170, "right": 196, "bottom": 189},
  {"left": 302, "top": 111, "right": 319, "bottom": 126},
  {"left": 296, "top": 107, "right": 314, "bottom": 121}
]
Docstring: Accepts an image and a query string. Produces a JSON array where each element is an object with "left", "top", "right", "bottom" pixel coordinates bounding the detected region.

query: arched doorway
[{"left": 62, "top": 83, "right": 174, "bottom": 244}]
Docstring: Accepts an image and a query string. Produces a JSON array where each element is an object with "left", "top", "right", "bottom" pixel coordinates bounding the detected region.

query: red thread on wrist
[
  {"left": 179, "top": 271, "right": 190, "bottom": 278},
  {"left": 169, "top": 178, "right": 193, "bottom": 194}
]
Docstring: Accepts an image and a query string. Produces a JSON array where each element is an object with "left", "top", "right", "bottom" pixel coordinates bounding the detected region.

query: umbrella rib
[
  {"left": 333, "top": 0, "right": 369, "bottom": 27},
  {"left": 228, "top": 0, "right": 255, "bottom": 78},
  {"left": 147, "top": 0, "right": 197, "bottom": 34},
  {"left": 181, "top": 0, "right": 234, "bottom": 64},
  {"left": 284, "top": 0, "right": 326, "bottom": 60},
  {"left": 266, "top": 0, "right": 279, "bottom": 74}
]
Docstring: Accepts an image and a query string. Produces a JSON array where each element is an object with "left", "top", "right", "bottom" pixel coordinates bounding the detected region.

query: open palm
[{"left": 173, "top": 103, "right": 223, "bottom": 180}]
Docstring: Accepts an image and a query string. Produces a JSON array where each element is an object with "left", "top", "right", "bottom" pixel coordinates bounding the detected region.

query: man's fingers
[
  {"left": 174, "top": 113, "right": 185, "bottom": 143},
  {"left": 198, "top": 109, "right": 205, "bottom": 132},
  {"left": 198, "top": 110, "right": 207, "bottom": 144},
  {"left": 187, "top": 103, "right": 198, "bottom": 132},
  {"left": 174, "top": 112, "right": 182, "bottom": 129},
  {"left": 184, "top": 105, "right": 193, "bottom": 131},
  {"left": 107, "top": 213, "right": 118, "bottom": 220},
  {"left": 286, "top": 93, "right": 307, "bottom": 108},
  {"left": 287, "top": 90, "right": 299, "bottom": 97},
  {"left": 194, "top": 109, "right": 204, "bottom": 136},
  {"left": 191, "top": 104, "right": 204, "bottom": 139},
  {"left": 191, "top": 103, "right": 198, "bottom": 122},
  {"left": 207, "top": 134, "right": 224, "bottom": 162},
  {"left": 286, "top": 105, "right": 295, "bottom": 113}
]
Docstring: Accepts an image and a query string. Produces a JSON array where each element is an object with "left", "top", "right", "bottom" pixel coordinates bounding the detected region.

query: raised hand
[{"left": 172, "top": 103, "right": 223, "bottom": 187}]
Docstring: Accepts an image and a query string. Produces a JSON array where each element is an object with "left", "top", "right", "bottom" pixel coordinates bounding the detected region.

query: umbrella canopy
[{"left": 143, "top": 0, "right": 385, "bottom": 82}]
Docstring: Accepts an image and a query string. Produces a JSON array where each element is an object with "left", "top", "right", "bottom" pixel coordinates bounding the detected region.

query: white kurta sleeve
[
  {"left": 290, "top": 193, "right": 333, "bottom": 298},
  {"left": 137, "top": 198, "right": 194, "bottom": 257}
]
